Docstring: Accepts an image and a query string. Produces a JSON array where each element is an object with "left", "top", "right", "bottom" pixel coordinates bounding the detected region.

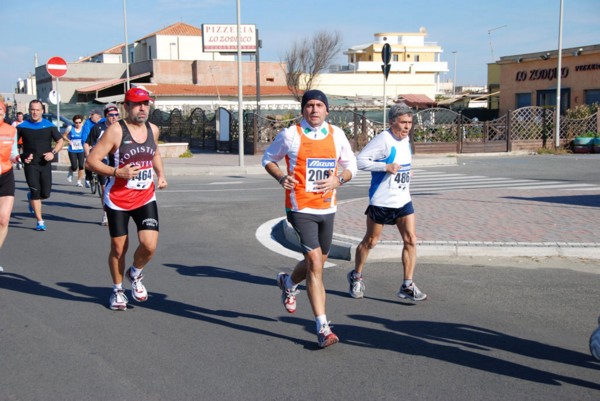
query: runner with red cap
[{"left": 86, "top": 87, "right": 168, "bottom": 311}]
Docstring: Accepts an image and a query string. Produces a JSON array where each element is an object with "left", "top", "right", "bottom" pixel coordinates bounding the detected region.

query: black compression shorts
[
  {"left": 105, "top": 201, "right": 159, "bottom": 238},
  {"left": 0, "top": 169, "right": 15, "bottom": 197},
  {"left": 286, "top": 211, "right": 335, "bottom": 255}
]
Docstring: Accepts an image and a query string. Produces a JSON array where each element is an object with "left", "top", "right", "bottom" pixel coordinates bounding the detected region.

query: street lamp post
[
  {"left": 555, "top": 0, "right": 564, "bottom": 149},
  {"left": 452, "top": 51, "right": 457, "bottom": 96},
  {"left": 123, "top": 0, "right": 130, "bottom": 91},
  {"left": 236, "top": 0, "right": 244, "bottom": 167}
]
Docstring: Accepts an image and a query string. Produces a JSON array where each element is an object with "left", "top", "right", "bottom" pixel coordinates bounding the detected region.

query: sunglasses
[{"left": 107, "top": 113, "right": 119, "bottom": 117}]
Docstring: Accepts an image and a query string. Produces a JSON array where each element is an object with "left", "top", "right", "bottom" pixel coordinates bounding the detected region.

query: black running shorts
[
  {"left": 286, "top": 211, "right": 335, "bottom": 255},
  {"left": 0, "top": 169, "right": 15, "bottom": 197},
  {"left": 365, "top": 202, "right": 414, "bottom": 225},
  {"left": 106, "top": 201, "right": 159, "bottom": 238}
]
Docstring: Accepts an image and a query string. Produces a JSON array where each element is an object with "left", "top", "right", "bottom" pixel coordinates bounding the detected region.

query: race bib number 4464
[
  {"left": 306, "top": 158, "right": 336, "bottom": 192},
  {"left": 126, "top": 167, "right": 153, "bottom": 190}
]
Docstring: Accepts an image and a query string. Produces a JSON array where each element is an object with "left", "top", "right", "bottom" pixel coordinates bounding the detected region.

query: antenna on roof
[{"left": 488, "top": 25, "right": 507, "bottom": 62}]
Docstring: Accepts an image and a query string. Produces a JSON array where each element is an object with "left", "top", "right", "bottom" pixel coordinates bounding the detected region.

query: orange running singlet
[{"left": 285, "top": 124, "right": 338, "bottom": 211}]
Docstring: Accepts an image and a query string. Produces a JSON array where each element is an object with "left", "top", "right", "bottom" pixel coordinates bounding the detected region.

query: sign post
[
  {"left": 381, "top": 43, "right": 391, "bottom": 130},
  {"left": 46, "top": 57, "right": 68, "bottom": 131}
]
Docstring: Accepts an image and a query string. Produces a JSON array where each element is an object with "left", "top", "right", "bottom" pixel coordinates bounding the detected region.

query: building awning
[
  {"left": 472, "top": 91, "right": 500, "bottom": 101},
  {"left": 398, "top": 94, "right": 436, "bottom": 108},
  {"left": 76, "top": 72, "right": 151, "bottom": 94}
]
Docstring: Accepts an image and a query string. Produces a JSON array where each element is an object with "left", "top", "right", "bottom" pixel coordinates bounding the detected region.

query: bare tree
[{"left": 283, "top": 30, "right": 343, "bottom": 101}]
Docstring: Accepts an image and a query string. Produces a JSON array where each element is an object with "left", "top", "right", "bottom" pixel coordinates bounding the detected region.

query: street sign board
[
  {"left": 46, "top": 56, "right": 67, "bottom": 78},
  {"left": 202, "top": 24, "right": 257, "bottom": 53},
  {"left": 381, "top": 43, "right": 391, "bottom": 65}
]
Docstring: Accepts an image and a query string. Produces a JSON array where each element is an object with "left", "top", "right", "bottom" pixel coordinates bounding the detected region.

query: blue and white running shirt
[{"left": 357, "top": 130, "right": 412, "bottom": 208}]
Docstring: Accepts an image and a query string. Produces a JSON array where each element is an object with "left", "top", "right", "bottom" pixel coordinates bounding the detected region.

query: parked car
[{"left": 23, "top": 113, "right": 73, "bottom": 135}]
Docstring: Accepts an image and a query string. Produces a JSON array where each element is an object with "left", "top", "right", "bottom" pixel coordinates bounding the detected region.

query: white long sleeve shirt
[{"left": 357, "top": 130, "right": 412, "bottom": 208}]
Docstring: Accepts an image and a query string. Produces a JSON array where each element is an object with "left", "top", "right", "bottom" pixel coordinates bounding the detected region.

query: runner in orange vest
[
  {"left": 0, "top": 102, "right": 21, "bottom": 271},
  {"left": 263, "top": 90, "right": 357, "bottom": 348}
]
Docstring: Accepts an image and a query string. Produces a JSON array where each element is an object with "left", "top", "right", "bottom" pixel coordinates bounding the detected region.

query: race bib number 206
[{"left": 306, "top": 158, "right": 336, "bottom": 192}]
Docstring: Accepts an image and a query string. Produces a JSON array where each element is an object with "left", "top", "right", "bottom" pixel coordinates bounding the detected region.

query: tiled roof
[
  {"left": 136, "top": 22, "right": 202, "bottom": 42},
  {"left": 145, "top": 84, "right": 296, "bottom": 97},
  {"left": 76, "top": 72, "right": 151, "bottom": 93},
  {"left": 76, "top": 43, "right": 125, "bottom": 63},
  {"left": 398, "top": 94, "right": 436, "bottom": 108}
]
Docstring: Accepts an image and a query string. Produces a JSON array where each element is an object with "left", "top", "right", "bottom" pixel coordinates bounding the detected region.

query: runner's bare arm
[
  {"left": 85, "top": 124, "right": 140, "bottom": 179},
  {"left": 151, "top": 123, "right": 168, "bottom": 189}
]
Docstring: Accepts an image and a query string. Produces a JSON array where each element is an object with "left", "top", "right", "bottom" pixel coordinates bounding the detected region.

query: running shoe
[
  {"left": 76, "top": 181, "right": 83, "bottom": 187},
  {"left": 347, "top": 270, "right": 365, "bottom": 299},
  {"left": 109, "top": 289, "right": 128, "bottom": 311},
  {"left": 35, "top": 221, "right": 46, "bottom": 231},
  {"left": 317, "top": 322, "right": 339, "bottom": 349},
  {"left": 126, "top": 267, "right": 148, "bottom": 302},
  {"left": 85, "top": 180, "right": 91, "bottom": 188},
  {"left": 67, "top": 171, "right": 73, "bottom": 182},
  {"left": 27, "top": 192, "right": 34, "bottom": 214},
  {"left": 101, "top": 213, "right": 108, "bottom": 226},
  {"left": 277, "top": 272, "right": 299, "bottom": 314},
  {"left": 397, "top": 283, "right": 427, "bottom": 301},
  {"left": 0, "top": 266, "right": 4, "bottom": 272}
]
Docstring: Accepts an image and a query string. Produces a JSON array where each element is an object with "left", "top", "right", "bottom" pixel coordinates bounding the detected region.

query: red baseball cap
[{"left": 125, "top": 87, "right": 152, "bottom": 103}]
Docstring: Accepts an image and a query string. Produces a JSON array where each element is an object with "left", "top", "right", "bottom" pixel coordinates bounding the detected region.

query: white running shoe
[
  {"left": 397, "top": 283, "right": 427, "bottom": 301},
  {"left": 347, "top": 270, "right": 365, "bottom": 299},
  {"left": 109, "top": 289, "right": 128, "bottom": 311},
  {"left": 76, "top": 181, "right": 83, "bottom": 187},
  {"left": 126, "top": 267, "right": 148, "bottom": 302},
  {"left": 277, "top": 272, "right": 299, "bottom": 314},
  {"left": 317, "top": 322, "right": 339, "bottom": 349},
  {"left": 67, "top": 171, "right": 73, "bottom": 182},
  {"left": 101, "top": 213, "right": 108, "bottom": 226}
]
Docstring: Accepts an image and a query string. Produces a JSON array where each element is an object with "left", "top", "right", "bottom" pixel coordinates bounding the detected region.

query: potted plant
[
  {"left": 573, "top": 131, "right": 596, "bottom": 153},
  {"left": 593, "top": 132, "right": 600, "bottom": 154}
]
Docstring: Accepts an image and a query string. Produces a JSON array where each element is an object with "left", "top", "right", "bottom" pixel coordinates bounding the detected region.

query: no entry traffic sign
[{"left": 46, "top": 56, "right": 68, "bottom": 78}]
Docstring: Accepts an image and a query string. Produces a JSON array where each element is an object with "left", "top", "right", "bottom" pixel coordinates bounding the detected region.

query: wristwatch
[
  {"left": 51, "top": 150, "right": 57, "bottom": 155},
  {"left": 338, "top": 176, "right": 345, "bottom": 186}
]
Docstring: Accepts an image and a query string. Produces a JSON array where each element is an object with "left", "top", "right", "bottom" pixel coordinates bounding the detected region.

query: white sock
[
  {"left": 403, "top": 279, "right": 413, "bottom": 287},
  {"left": 316, "top": 315, "right": 328, "bottom": 332},
  {"left": 285, "top": 275, "right": 297, "bottom": 290},
  {"left": 38, "top": 220, "right": 44, "bottom": 225},
  {"left": 113, "top": 283, "right": 123, "bottom": 291},
  {"left": 130, "top": 266, "right": 143, "bottom": 277}
]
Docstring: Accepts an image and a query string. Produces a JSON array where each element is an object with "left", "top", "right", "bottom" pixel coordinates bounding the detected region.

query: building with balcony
[{"left": 310, "top": 28, "right": 448, "bottom": 106}]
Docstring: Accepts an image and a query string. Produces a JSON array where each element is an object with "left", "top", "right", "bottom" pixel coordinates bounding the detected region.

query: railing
[{"left": 151, "top": 106, "right": 599, "bottom": 154}]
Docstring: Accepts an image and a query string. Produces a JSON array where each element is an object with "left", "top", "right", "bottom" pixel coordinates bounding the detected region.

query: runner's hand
[
  {"left": 157, "top": 176, "right": 168, "bottom": 189},
  {"left": 120, "top": 163, "right": 141, "bottom": 179}
]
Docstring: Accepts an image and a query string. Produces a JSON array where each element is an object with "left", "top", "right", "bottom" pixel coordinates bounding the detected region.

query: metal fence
[{"left": 151, "top": 106, "right": 599, "bottom": 154}]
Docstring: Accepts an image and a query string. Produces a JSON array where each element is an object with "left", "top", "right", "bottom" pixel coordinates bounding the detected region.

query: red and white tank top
[{"left": 104, "top": 120, "right": 156, "bottom": 211}]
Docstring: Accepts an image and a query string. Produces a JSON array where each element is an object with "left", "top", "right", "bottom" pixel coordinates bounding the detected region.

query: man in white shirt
[
  {"left": 348, "top": 104, "right": 427, "bottom": 302},
  {"left": 263, "top": 89, "right": 357, "bottom": 348}
]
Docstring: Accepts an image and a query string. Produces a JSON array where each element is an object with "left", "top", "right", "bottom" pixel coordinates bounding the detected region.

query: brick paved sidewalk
[{"left": 334, "top": 188, "right": 600, "bottom": 247}]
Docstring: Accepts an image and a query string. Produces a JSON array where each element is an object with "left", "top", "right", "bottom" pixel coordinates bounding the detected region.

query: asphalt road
[{"left": 1, "top": 164, "right": 599, "bottom": 401}]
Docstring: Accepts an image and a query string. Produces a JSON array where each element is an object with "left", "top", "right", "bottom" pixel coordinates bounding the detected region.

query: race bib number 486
[
  {"left": 390, "top": 164, "right": 411, "bottom": 192},
  {"left": 306, "top": 158, "right": 336, "bottom": 192}
]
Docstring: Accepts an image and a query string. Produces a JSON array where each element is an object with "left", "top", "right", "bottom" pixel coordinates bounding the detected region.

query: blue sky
[{"left": 2, "top": 0, "right": 599, "bottom": 94}]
